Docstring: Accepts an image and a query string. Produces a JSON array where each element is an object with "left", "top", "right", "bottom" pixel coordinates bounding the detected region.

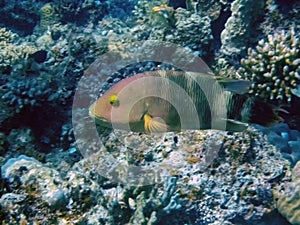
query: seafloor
[{"left": 0, "top": 0, "right": 300, "bottom": 224}]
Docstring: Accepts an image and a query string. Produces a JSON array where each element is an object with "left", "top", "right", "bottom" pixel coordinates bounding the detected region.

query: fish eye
[{"left": 109, "top": 94, "right": 120, "bottom": 107}]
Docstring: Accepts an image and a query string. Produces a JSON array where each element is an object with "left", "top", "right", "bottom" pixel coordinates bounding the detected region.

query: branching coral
[
  {"left": 1, "top": 74, "right": 72, "bottom": 114},
  {"left": 239, "top": 27, "right": 300, "bottom": 102},
  {"left": 0, "top": 28, "right": 37, "bottom": 72}
]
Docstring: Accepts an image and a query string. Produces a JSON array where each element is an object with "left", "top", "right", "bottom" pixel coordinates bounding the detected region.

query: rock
[{"left": 277, "top": 161, "right": 300, "bottom": 225}]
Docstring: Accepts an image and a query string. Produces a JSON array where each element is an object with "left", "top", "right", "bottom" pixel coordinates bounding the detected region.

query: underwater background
[{"left": 0, "top": 0, "right": 300, "bottom": 224}]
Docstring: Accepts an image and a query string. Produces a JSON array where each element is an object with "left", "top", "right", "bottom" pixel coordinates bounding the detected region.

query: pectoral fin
[{"left": 144, "top": 114, "right": 168, "bottom": 133}]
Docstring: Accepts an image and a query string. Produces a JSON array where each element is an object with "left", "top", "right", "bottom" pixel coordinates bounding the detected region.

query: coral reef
[
  {"left": 39, "top": 3, "right": 60, "bottom": 33},
  {"left": 0, "top": 24, "right": 108, "bottom": 152},
  {"left": 239, "top": 27, "right": 300, "bottom": 103},
  {"left": 0, "top": 0, "right": 300, "bottom": 224},
  {"left": 277, "top": 160, "right": 300, "bottom": 225},
  {"left": 53, "top": 0, "right": 108, "bottom": 24},
  {"left": 167, "top": 8, "right": 213, "bottom": 56},
  {"left": 220, "top": 0, "right": 265, "bottom": 59},
  {"left": 133, "top": 2, "right": 213, "bottom": 59},
  {"left": 0, "top": 127, "right": 292, "bottom": 224},
  {"left": 0, "top": 28, "right": 37, "bottom": 73},
  {"left": 195, "top": 0, "right": 231, "bottom": 21},
  {"left": 133, "top": 0, "right": 165, "bottom": 26},
  {"left": 0, "top": 0, "right": 43, "bottom": 35},
  {"left": 71, "top": 121, "right": 291, "bottom": 224},
  {"left": 256, "top": 123, "right": 300, "bottom": 166},
  {"left": 2, "top": 75, "right": 53, "bottom": 113},
  {"left": 1, "top": 155, "right": 68, "bottom": 223},
  {"left": 260, "top": 0, "right": 300, "bottom": 37},
  {"left": 6, "top": 128, "right": 45, "bottom": 162}
]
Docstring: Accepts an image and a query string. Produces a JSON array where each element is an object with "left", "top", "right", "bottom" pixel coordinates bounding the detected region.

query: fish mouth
[
  {"left": 89, "top": 111, "right": 110, "bottom": 123},
  {"left": 88, "top": 106, "right": 110, "bottom": 124},
  {"left": 90, "top": 114, "right": 112, "bottom": 128}
]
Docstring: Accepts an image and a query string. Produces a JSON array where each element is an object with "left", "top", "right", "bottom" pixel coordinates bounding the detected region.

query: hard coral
[
  {"left": 133, "top": 0, "right": 165, "bottom": 25},
  {"left": 239, "top": 27, "right": 300, "bottom": 103},
  {"left": 133, "top": 2, "right": 213, "bottom": 59},
  {"left": 277, "top": 160, "right": 300, "bottom": 225},
  {"left": 39, "top": 3, "right": 60, "bottom": 32},
  {"left": 53, "top": 0, "right": 108, "bottom": 24},
  {"left": 195, "top": 0, "right": 231, "bottom": 21},
  {"left": 0, "top": 28, "right": 37, "bottom": 73},
  {"left": 220, "top": 0, "right": 265, "bottom": 58},
  {"left": 169, "top": 8, "right": 212, "bottom": 56},
  {"left": 2, "top": 76, "right": 52, "bottom": 113},
  {"left": 0, "top": 0, "right": 42, "bottom": 35}
]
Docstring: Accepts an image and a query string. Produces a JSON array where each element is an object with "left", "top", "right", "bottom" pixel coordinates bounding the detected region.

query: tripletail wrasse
[{"left": 89, "top": 70, "right": 282, "bottom": 133}]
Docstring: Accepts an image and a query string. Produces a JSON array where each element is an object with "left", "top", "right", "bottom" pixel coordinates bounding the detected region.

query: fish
[
  {"left": 89, "top": 70, "right": 281, "bottom": 133},
  {"left": 152, "top": 4, "right": 175, "bottom": 26},
  {"left": 152, "top": 4, "right": 174, "bottom": 13}
]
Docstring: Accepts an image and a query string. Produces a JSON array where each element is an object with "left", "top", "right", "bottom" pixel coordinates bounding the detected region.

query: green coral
[{"left": 239, "top": 27, "right": 300, "bottom": 102}]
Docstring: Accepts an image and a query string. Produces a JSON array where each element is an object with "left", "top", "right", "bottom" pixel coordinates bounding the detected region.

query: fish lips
[{"left": 89, "top": 106, "right": 111, "bottom": 125}]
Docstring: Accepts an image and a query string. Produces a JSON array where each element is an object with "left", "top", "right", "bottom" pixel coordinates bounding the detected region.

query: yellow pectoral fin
[{"left": 144, "top": 114, "right": 168, "bottom": 133}]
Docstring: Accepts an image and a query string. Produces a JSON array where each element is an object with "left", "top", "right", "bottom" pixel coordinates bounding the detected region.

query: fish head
[
  {"left": 89, "top": 93, "right": 115, "bottom": 127},
  {"left": 89, "top": 75, "right": 147, "bottom": 130}
]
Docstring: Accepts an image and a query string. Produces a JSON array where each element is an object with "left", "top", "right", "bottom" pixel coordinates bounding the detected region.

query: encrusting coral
[
  {"left": 239, "top": 27, "right": 300, "bottom": 103},
  {"left": 220, "top": 0, "right": 265, "bottom": 58},
  {"left": 277, "top": 160, "right": 300, "bottom": 225}
]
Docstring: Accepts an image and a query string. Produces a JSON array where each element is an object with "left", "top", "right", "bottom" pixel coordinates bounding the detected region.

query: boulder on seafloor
[{"left": 1, "top": 155, "right": 68, "bottom": 212}]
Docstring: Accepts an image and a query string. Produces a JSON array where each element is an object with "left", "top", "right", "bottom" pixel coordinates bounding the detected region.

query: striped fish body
[{"left": 89, "top": 70, "right": 256, "bottom": 133}]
